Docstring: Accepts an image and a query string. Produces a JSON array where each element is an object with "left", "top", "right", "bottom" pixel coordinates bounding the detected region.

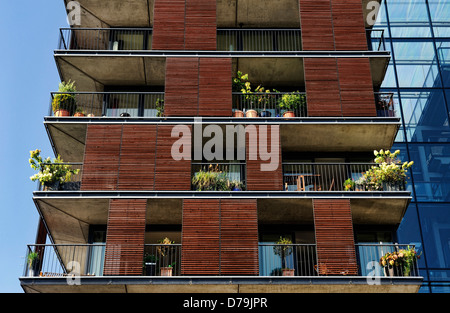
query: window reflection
[
  {"left": 386, "top": 0, "right": 431, "bottom": 37},
  {"left": 429, "top": 0, "right": 450, "bottom": 37}
]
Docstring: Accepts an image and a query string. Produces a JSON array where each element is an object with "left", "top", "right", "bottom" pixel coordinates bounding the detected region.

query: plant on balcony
[
  {"left": 343, "top": 178, "right": 356, "bottom": 191},
  {"left": 27, "top": 251, "right": 39, "bottom": 277},
  {"left": 156, "top": 98, "right": 164, "bottom": 117},
  {"left": 273, "top": 237, "right": 294, "bottom": 276},
  {"left": 52, "top": 80, "right": 77, "bottom": 116},
  {"left": 143, "top": 253, "right": 158, "bottom": 276},
  {"left": 277, "top": 92, "right": 305, "bottom": 117},
  {"left": 29, "top": 149, "right": 80, "bottom": 190},
  {"left": 192, "top": 164, "right": 244, "bottom": 191},
  {"left": 379, "top": 246, "right": 420, "bottom": 277},
  {"left": 157, "top": 237, "right": 175, "bottom": 276}
]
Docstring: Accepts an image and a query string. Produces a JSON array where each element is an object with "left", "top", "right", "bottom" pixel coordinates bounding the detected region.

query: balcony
[
  {"left": 54, "top": 27, "right": 390, "bottom": 91},
  {"left": 20, "top": 243, "right": 422, "bottom": 293}
]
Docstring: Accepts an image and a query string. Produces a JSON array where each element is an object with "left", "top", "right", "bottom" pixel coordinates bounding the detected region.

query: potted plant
[
  {"left": 230, "top": 180, "right": 245, "bottom": 191},
  {"left": 29, "top": 149, "right": 80, "bottom": 190},
  {"left": 192, "top": 164, "right": 233, "bottom": 191},
  {"left": 73, "top": 108, "right": 85, "bottom": 117},
  {"left": 273, "top": 237, "right": 294, "bottom": 276},
  {"left": 52, "top": 80, "right": 77, "bottom": 116},
  {"left": 157, "top": 237, "right": 175, "bottom": 276},
  {"left": 27, "top": 251, "right": 40, "bottom": 277},
  {"left": 277, "top": 92, "right": 305, "bottom": 118},
  {"left": 379, "top": 246, "right": 420, "bottom": 277},
  {"left": 156, "top": 98, "right": 164, "bottom": 117},
  {"left": 343, "top": 178, "right": 355, "bottom": 191}
]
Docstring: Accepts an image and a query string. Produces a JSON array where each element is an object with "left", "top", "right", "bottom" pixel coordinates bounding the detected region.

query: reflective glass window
[
  {"left": 418, "top": 204, "right": 450, "bottom": 271},
  {"left": 436, "top": 41, "right": 450, "bottom": 87},
  {"left": 408, "top": 144, "right": 450, "bottom": 202},
  {"left": 386, "top": 0, "right": 432, "bottom": 37},
  {"left": 392, "top": 40, "right": 441, "bottom": 88},
  {"left": 428, "top": 0, "right": 450, "bottom": 37},
  {"left": 399, "top": 90, "right": 450, "bottom": 142}
]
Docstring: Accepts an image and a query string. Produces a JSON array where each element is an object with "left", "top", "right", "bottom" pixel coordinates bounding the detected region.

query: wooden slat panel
[
  {"left": 337, "top": 58, "right": 376, "bottom": 117},
  {"left": 181, "top": 199, "right": 221, "bottom": 275},
  {"left": 313, "top": 199, "right": 358, "bottom": 276},
  {"left": 81, "top": 125, "right": 122, "bottom": 190},
  {"left": 330, "top": 0, "right": 368, "bottom": 51},
  {"left": 246, "top": 125, "right": 283, "bottom": 191},
  {"left": 220, "top": 199, "right": 259, "bottom": 275},
  {"left": 118, "top": 125, "right": 157, "bottom": 190},
  {"left": 164, "top": 58, "right": 199, "bottom": 116},
  {"left": 299, "top": 0, "right": 335, "bottom": 50},
  {"left": 303, "top": 58, "right": 342, "bottom": 117},
  {"left": 185, "top": 0, "right": 217, "bottom": 50},
  {"left": 152, "top": 0, "right": 186, "bottom": 50},
  {"left": 198, "top": 58, "right": 232, "bottom": 116},
  {"left": 154, "top": 125, "right": 192, "bottom": 190},
  {"left": 103, "top": 199, "right": 147, "bottom": 276}
]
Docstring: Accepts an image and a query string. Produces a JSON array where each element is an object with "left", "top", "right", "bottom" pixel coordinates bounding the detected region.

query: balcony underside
[
  {"left": 54, "top": 53, "right": 389, "bottom": 92},
  {"left": 20, "top": 275, "right": 422, "bottom": 293},
  {"left": 33, "top": 193, "right": 410, "bottom": 247},
  {"left": 44, "top": 119, "right": 400, "bottom": 163},
  {"left": 69, "top": 0, "right": 379, "bottom": 29}
]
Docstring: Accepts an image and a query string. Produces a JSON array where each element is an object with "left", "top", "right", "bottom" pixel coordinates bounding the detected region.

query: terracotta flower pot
[
  {"left": 74, "top": 112, "right": 85, "bottom": 117},
  {"left": 54, "top": 109, "right": 70, "bottom": 117},
  {"left": 233, "top": 110, "right": 244, "bottom": 117},
  {"left": 160, "top": 267, "right": 173, "bottom": 276},
  {"left": 245, "top": 109, "right": 258, "bottom": 117},
  {"left": 283, "top": 111, "right": 295, "bottom": 118},
  {"left": 282, "top": 269, "right": 295, "bottom": 276}
]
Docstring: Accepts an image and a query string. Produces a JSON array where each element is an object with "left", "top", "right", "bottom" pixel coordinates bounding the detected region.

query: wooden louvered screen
[
  {"left": 152, "top": 0, "right": 217, "bottom": 51},
  {"left": 299, "top": 0, "right": 335, "bottom": 51},
  {"left": 330, "top": 0, "right": 368, "bottom": 51},
  {"left": 220, "top": 199, "right": 259, "bottom": 275},
  {"left": 103, "top": 199, "right": 147, "bottom": 276},
  {"left": 185, "top": 0, "right": 217, "bottom": 51},
  {"left": 181, "top": 199, "right": 221, "bottom": 275},
  {"left": 152, "top": 0, "right": 186, "bottom": 50},
  {"left": 154, "top": 125, "right": 192, "bottom": 190},
  {"left": 181, "top": 199, "right": 258, "bottom": 275},
  {"left": 118, "top": 125, "right": 157, "bottom": 190},
  {"left": 198, "top": 58, "right": 232, "bottom": 116},
  {"left": 164, "top": 57, "right": 232, "bottom": 117},
  {"left": 299, "top": 0, "right": 368, "bottom": 51},
  {"left": 81, "top": 125, "right": 122, "bottom": 190},
  {"left": 303, "top": 58, "right": 342, "bottom": 117},
  {"left": 337, "top": 58, "right": 376, "bottom": 116},
  {"left": 246, "top": 125, "right": 283, "bottom": 191},
  {"left": 304, "top": 58, "right": 376, "bottom": 117},
  {"left": 313, "top": 199, "right": 358, "bottom": 276}
]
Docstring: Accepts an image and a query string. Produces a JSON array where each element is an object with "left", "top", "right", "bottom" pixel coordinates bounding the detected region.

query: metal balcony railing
[
  {"left": 58, "top": 28, "right": 153, "bottom": 51},
  {"left": 283, "top": 163, "right": 407, "bottom": 192},
  {"left": 375, "top": 92, "right": 396, "bottom": 117},
  {"left": 24, "top": 243, "right": 420, "bottom": 278},
  {"left": 49, "top": 92, "right": 165, "bottom": 118},
  {"left": 232, "top": 92, "right": 307, "bottom": 117},
  {"left": 191, "top": 163, "right": 246, "bottom": 191},
  {"left": 217, "top": 29, "right": 302, "bottom": 52},
  {"left": 366, "top": 29, "right": 387, "bottom": 52},
  {"left": 356, "top": 244, "right": 420, "bottom": 277}
]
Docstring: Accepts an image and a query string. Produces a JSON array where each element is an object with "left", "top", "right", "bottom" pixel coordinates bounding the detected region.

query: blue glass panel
[
  {"left": 436, "top": 41, "right": 450, "bottom": 87},
  {"left": 393, "top": 40, "right": 441, "bottom": 88},
  {"left": 409, "top": 145, "right": 450, "bottom": 201},
  {"left": 399, "top": 90, "right": 450, "bottom": 142},
  {"left": 418, "top": 203, "right": 450, "bottom": 270},
  {"left": 386, "top": 0, "right": 432, "bottom": 37},
  {"left": 429, "top": 0, "right": 450, "bottom": 37}
]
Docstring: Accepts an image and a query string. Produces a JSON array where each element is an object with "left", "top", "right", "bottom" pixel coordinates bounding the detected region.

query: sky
[{"left": 0, "top": 1, "right": 69, "bottom": 293}]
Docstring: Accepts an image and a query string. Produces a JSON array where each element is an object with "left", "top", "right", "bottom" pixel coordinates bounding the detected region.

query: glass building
[{"left": 374, "top": 0, "right": 450, "bottom": 293}]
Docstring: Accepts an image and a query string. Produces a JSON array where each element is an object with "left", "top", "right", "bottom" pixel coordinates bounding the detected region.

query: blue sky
[{"left": 0, "top": 1, "right": 68, "bottom": 292}]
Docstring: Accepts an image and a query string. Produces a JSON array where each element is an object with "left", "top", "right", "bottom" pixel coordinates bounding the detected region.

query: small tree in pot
[{"left": 273, "top": 237, "right": 295, "bottom": 276}]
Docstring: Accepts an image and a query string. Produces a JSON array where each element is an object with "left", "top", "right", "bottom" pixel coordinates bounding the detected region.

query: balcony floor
[{"left": 20, "top": 275, "right": 422, "bottom": 293}]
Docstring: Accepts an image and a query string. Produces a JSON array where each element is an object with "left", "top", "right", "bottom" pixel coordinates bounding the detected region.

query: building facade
[{"left": 20, "top": 0, "right": 439, "bottom": 293}]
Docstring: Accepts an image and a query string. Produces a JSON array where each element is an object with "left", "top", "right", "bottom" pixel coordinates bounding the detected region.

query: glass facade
[{"left": 374, "top": 0, "right": 450, "bottom": 292}]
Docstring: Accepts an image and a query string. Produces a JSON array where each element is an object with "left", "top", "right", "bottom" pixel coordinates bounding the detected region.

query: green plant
[
  {"left": 29, "top": 149, "right": 80, "bottom": 188},
  {"left": 191, "top": 164, "right": 243, "bottom": 191},
  {"left": 52, "top": 80, "right": 77, "bottom": 114},
  {"left": 277, "top": 92, "right": 305, "bottom": 113},
  {"left": 379, "top": 246, "right": 420, "bottom": 276},
  {"left": 273, "top": 237, "right": 293, "bottom": 269},
  {"left": 27, "top": 251, "right": 39, "bottom": 267},
  {"left": 156, "top": 98, "right": 164, "bottom": 117},
  {"left": 232, "top": 71, "right": 249, "bottom": 92},
  {"left": 343, "top": 178, "right": 355, "bottom": 191}
]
